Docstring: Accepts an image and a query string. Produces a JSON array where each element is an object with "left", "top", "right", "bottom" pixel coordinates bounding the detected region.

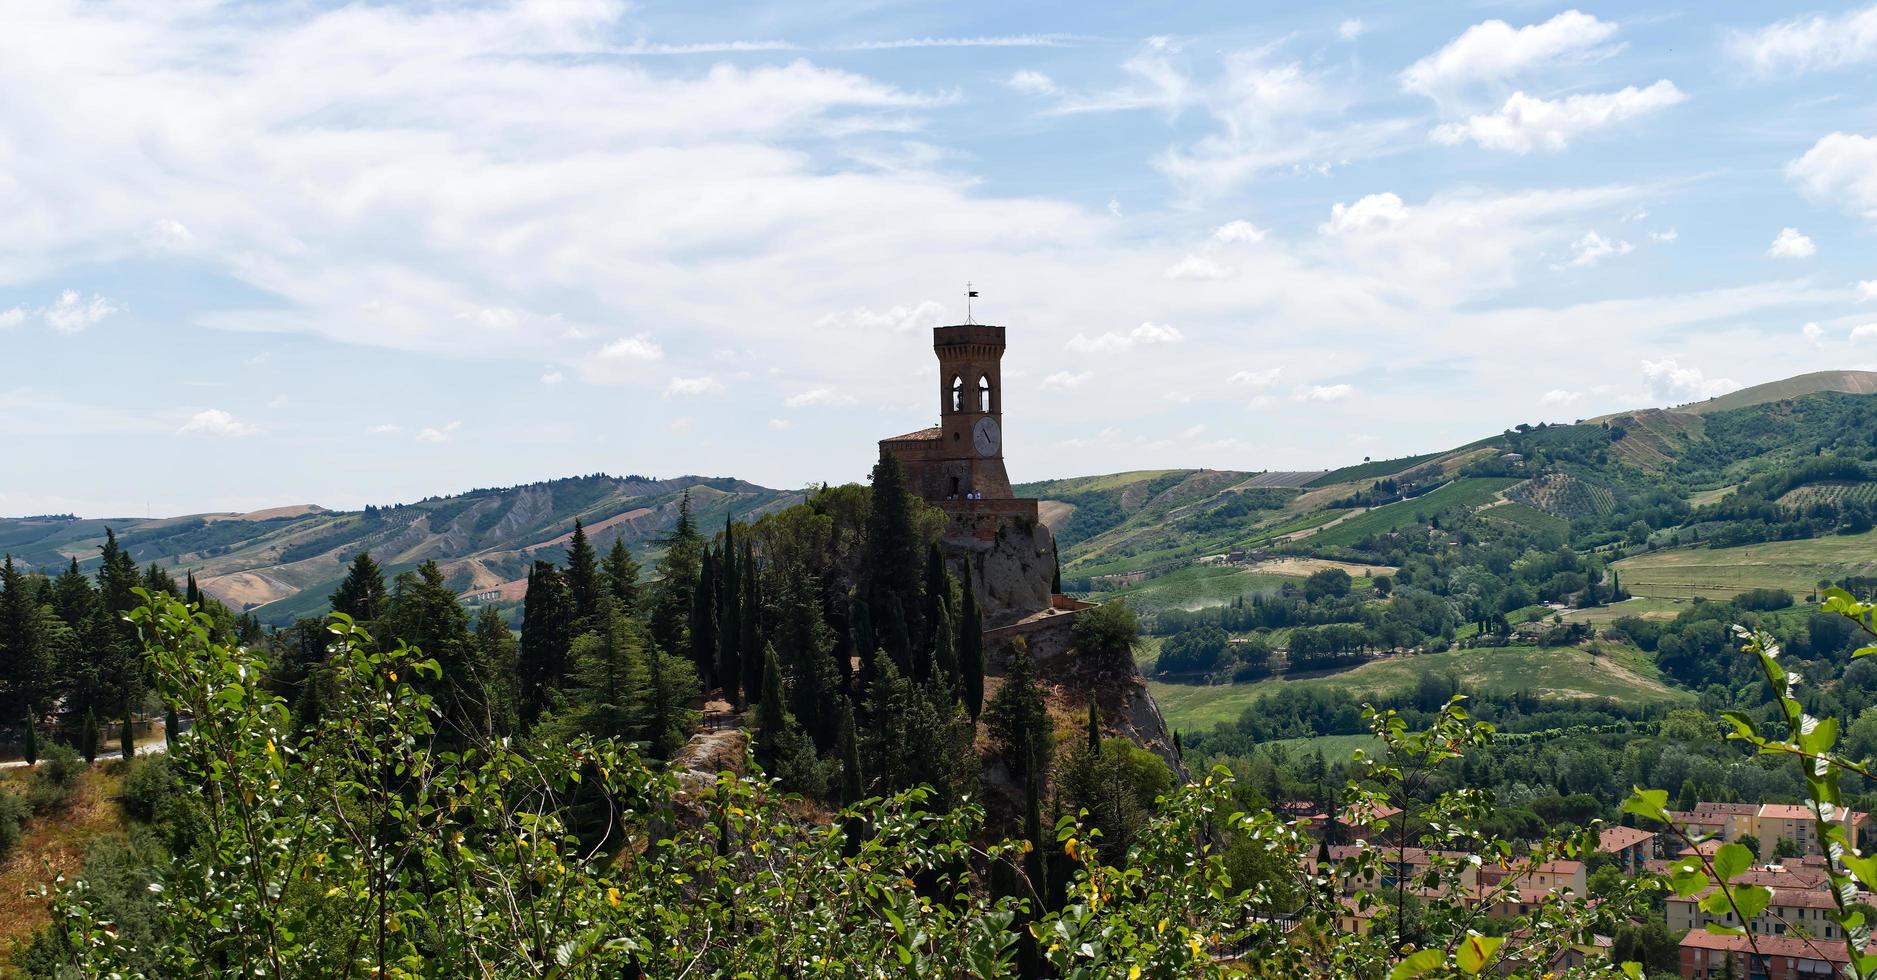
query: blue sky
[{"left": 5, "top": 0, "right": 1877, "bottom": 517}]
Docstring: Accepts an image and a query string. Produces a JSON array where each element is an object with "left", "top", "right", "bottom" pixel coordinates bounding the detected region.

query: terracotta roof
[
  {"left": 881, "top": 426, "right": 941, "bottom": 442},
  {"left": 1598, "top": 826, "right": 1656, "bottom": 852},
  {"left": 1679, "top": 930, "right": 1850, "bottom": 963},
  {"left": 1759, "top": 803, "right": 1817, "bottom": 820}
]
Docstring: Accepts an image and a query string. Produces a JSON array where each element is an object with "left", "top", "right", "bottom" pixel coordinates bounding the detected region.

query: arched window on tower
[
  {"left": 950, "top": 375, "right": 964, "bottom": 413},
  {"left": 978, "top": 375, "right": 992, "bottom": 413}
]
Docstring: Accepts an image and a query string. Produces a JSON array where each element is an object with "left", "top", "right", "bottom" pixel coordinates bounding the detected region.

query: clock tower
[{"left": 932, "top": 324, "right": 1012, "bottom": 499}]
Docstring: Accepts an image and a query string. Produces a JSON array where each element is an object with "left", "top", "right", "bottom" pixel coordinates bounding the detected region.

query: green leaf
[
  {"left": 1621, "top": 963, "right": 1644, "bottom": 980},
  {"left": 1713, "top": 842, "right": 1752, "bottom": 882},
  {"left": 1389, "top": 949, "right": 1445, "bottom": 979},
  {"left": 1456, "top": 933, "right": 1503, "bottom": 975},
  {"left": 1733, "top": 884, "right": 1773, "bottom": 921},
  {"left": 1622, "top": 788, "right": 1670, "bottom": 824},
  {"left": 1855, "top": 645, "right": 1877, "bottom": 659}
]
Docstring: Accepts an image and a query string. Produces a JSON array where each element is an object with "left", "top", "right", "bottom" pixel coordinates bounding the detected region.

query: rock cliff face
[{"left": 948, "top": 518, "right": 1057, "bottom": 630}]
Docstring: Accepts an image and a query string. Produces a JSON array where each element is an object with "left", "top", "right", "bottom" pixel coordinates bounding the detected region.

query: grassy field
[
  {"left": 1148, "top": 641, "right": 1689, "bottom": 733},
  {"left": 1096, "top": 565, "right": 1303, "bottom": 613},
  {"left": 0, "top": 765, "right": 127, "bottom": 968},
  {"left": 1479, "top": 502, "right": 1569, "bottom": 535},
  {"left": 1302, "top": 478, "right": 1522, "bottom": 549},
  {"left": 1561, "top": 596, "right": 1692, "bottom": 624},
  {"left": 1256, "top": 733, "right": 1383, "bottom": 764},
  {"left": 1611, "top": 529, "right": 1877, "bottom": 599},
  {"left": 1305, "top": 451, "right": 1449, "bottom": 488}
]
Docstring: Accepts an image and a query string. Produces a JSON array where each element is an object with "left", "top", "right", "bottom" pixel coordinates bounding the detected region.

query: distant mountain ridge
[{"left": 0, "top": 473, "right": 800, "bottom": 625}]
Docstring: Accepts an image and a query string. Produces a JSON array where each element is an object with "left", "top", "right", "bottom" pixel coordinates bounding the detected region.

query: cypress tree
[
  {"left": 1052, "top": 549, "right": 1062, "bottom": 594},
  {"left": 329, "top": 552, "right": 387, "bottom": 624},
  {"left": 141, "top": 564, "right": 178, "bottom": 597},
  {"left": 601, "top": 538, "right": 642, "bottom": 618},
  {"left": 957, "top": 566, "right": 984, "bottom": 720},
  {"left": 879, "top": 594, "right": 912, "bottom": 679},
  {"left": 850, "top": 595, "right": 877, "bottom": 693},
  {"left": 923, "top": 543, "right": 950, "bottom": 660},
  {"left": 22, "top": 711, "right": 37, "bottom": 767},
  {"left": 753, "top": 643, "right": 789, "bottom": 774},
  {"left": 184, "top": 570, "right": 201, "bottom": 607},
  {"left": 778, "top": 575, "right": 838, "bottom": 752},
  {"left": 165, "top": 706, "right": 179, "bottom": 750},
  {"left": 717, "top": 519, "right": 742, "bottom": 707},
  {"left": 81, "top": 708, "right": 99, "bottom": 764},
  {"left": 565, "top": 519, "right": 602, "bottom": 627},
  {"left": 689, "top": 547, "right": 718, "bottom": 688},
  {"left": 120, "top": 696, "right": 136, "bottom": 762},
  {"left": 931, "top": 603, "right": 956, "bottom": 690},
  {"left": 738, "top": 543, "right": 761, "bottom": 709},
  {"left": 1023, "top": 743, "right": 1048, "bottom": 913},
  {"left": 1173, "top": 729, "right": 1183, "bottom": 763},
  {"left": 1086, "top": 691, "right": 1101, "bottom": 753},
  {"left": 839, "top": 705, "right": 864, "bottom": 857}
]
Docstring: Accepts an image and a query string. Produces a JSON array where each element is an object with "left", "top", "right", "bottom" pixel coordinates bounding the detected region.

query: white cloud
[
  {"left": 1859, "top": 280, "right": 1877, "bottom": 301},
  {"left": 1298, "top": 384, "right": 1353, "bottom": 402},
  {"left": 767, "top": 417, "right": 793, "bottom": 430},
  {"left": 0, "top": 308, "right": 23, "bottom": 329},
  {"left": 266, "top": 394, "right": 289, "bottom": 409},
  {"left": 1854, "top": 323, "right": 1877, "bottom": 342},
  {"left": 416, "top": 420, "right": 462, "bottom": 443},
  {"left": 1640, "top": 359, "right": 1738, "bottom": 403},
  {"left": 540, "top": 370, "right": 564, "bottom": 385},
  {"left": 1401, "top": 10, "right": 1621, "bottom": 101},
  {"left": 599, "top": 334, "right": 664, "bottom": 361},
  {"left": 1040, "top": 370, "right": 1093, "bottom": 390},
  {"left": 1768, "top": 227, "right": 1817, "bottom": 259},
  {"left": 667, "top": 417, "right": 694, "bottom": 434},
  {"left": 1430, "top": 82, "right": 1686, "bottom": 154},
  {"left": 815, "top": 300, "right": 946, "bottom": 334},
  {"left": 1066, "top": 321, "right": 1184, "bottom": 353},
  {"left": 784, "top": 387, "right": 857, "bottom": 408},
  {"left": 1338, "top": 19, "right": 1364, "bottom": 41},
  {"left": 665, "top": 375, "right": 724, "bottom": 397},
  {"left": 177, "top": 408, "right": 258, "bottom": 437},
  {"left": 1321, "top": 193, "right": 1408, "bottom": 235},
  {"left": 367, "top": 424, "right": 401, "bottom": 435},
  {"left": 1803, "top": 322, "right": 1825, "bottom": 347},
  {"left": 1164, "top": 255, "right": 1228, "bottom": 280},
  {"left": 1007, "top": 70, "right": 1057, "bottom": 95},
  {"left": 1730, "top": 5, "right": 1877, "bottom": 75},
  {"left": 1227, "top": 367, "right": 1281, "bottom": 386},
  {"left": 1650, "top": 228, "right": 1678, "bottom": 243},
  {"left": 150, "top": 218, "right": 194, "bottom": 249},
  {"left": 1540, "top": 389, "right": 1582, "bottom": 405},
  {"left": 1179, "top": 423, "right": 1207, "bottom": 440},
  {"left": 43, "top": 290, "right": 119, "bottom": 333},
  {"left": 1212, "top": 219, "right": 1267, "bottom": 244},
  {"left": 1567, "top": 231, "right": 1634, "bottom": 267},
  {"left": 1162, "top": 390, "right": 1194, "bottom": 403},
  {"left": 1787, "top": 133, "right": 1877, "bottom": 221}
]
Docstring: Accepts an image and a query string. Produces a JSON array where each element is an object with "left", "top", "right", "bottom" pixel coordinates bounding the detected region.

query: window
[
  {"left": 978, "top": 374, "right": 992, "bottom": 413},
  {"left": 950, "top": 375, "right": 965, "bottom": 413}
]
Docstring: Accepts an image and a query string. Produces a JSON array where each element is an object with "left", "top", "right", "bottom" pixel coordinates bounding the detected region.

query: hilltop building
[{"left": 880, "top": 323, "right": 1079, "bottom": 631}]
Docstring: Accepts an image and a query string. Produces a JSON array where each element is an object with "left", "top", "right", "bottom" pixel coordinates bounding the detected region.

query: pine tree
[
  {"left": 601, "top": 538, "right": 642, "bottom": 618},
  {"left": 650, "top": 491, "right": 704, "bottom": 658},
  {"left": 644, "top": 640, "right": 698, "bottom": 759},
  {"left": 717, "top": 520, "right": 742, "bottom": 707},
  {"left": 738, "top": 543, "right": 761, "bottom": 709},
  {"left": 50, "top": 558, "right": 95, "bottom": 634},
  {"left": 985, "top": 642, "right": 1053, "bottom": 784},
  {"left": 859, "top": 660, "right": 979, "bottom": 810},
  {"left": 0, "top": 556, "right": 54, "bottom": 724},
  {"left": 560, "top": 596, "right": 647, "bottom": 743},
  {"left": 689, "top": 547, "right": 718, "bottom": 688},
  {"left": 753, "top": 643, "right": 790, "bottom": 774},
  {"left": 860, "top": 450, "right": 925, "bottom": 658},
  {"left": 473, "top": 605, "right": 521, "bottom": 735},
  {"left": 329, "top": 552, "right": 387, "bottom": 625},
  {"left": 141, "top": 563, "right": 178, "bottom": 598},
  {"left": 381, "top": 562, "right": 485, "bottom": 736},
  {"left": 518, "top": 560, "right": 575, "bottom": 724},
  {"left": 850, "top": 595, "right": 877, "bottom": 693},
  {"left": 565, "top": 519, "right": 602, "bottom": 628},
  {"left": 957, "top": 566, "right": 985, "bottom": 720}
]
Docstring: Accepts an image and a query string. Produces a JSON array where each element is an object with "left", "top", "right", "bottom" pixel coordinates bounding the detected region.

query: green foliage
[
  {"left": 984, "top": 644, "right": 1052, "bottom": 784},
  {"left": 1069, "top": 600, "right": 1143, "bottom": 675}
]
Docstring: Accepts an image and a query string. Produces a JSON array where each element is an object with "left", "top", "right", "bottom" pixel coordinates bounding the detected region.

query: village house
[{"left": 1678, "top": 930, "right": 1849, "bottom": 979}]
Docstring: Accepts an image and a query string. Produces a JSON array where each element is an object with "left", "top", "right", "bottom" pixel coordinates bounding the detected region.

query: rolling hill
[{"left": 0, "top": 474, "right": 801, "bottom": 625}]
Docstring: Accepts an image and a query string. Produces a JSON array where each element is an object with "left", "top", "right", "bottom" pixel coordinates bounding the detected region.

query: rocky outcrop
[{"left": 949, "top": 518, "right": 1057, "bottom": 629}]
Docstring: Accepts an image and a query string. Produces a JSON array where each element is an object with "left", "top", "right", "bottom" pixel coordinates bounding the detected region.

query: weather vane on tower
[{"left": 965, "top": 282, "right": 979, "bottom": 324}]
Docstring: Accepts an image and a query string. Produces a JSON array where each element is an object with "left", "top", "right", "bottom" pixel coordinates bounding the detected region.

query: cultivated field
[
  {"left": 1148, "top": 642, "right": 1688, "bottom": 732},
  {"left": 1302, "top": 478, "right": 1523, "bottom": 549},
  {"left": 1610, "top": 529, "right": 1877, "bottom": 599}
]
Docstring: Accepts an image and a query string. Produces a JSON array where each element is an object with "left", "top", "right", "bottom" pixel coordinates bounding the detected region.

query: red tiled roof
[
  {"left": 1598, "top": 826, "right": 1655, "bottom": 852},
  {"left": 881, "top": 426, "right": 941, "bottom": 442},
  {"left": 1679, "top": 930, "right": 1850, "bottom": 963}
]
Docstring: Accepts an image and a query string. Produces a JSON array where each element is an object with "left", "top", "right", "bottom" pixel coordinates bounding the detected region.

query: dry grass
[{"left": 0, "top": 764, "right": 128, "bottom": 972}]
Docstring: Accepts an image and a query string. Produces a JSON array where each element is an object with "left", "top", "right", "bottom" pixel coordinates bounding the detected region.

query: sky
[{"left": 5, "top": 0, "right": 1877, "bottom": 518}]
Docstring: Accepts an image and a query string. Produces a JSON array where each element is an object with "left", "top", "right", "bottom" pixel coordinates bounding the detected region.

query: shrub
[
  {"left": 0, "top": 790, "right": 31, "bottom": 859},
  {"left": 27, "top": 743, "right": 84, "bottom": 814}
]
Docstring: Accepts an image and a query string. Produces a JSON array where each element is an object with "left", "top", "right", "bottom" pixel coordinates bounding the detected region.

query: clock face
[{"left": 972, "top": 417, "right": 1001, "bottom": 457}]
